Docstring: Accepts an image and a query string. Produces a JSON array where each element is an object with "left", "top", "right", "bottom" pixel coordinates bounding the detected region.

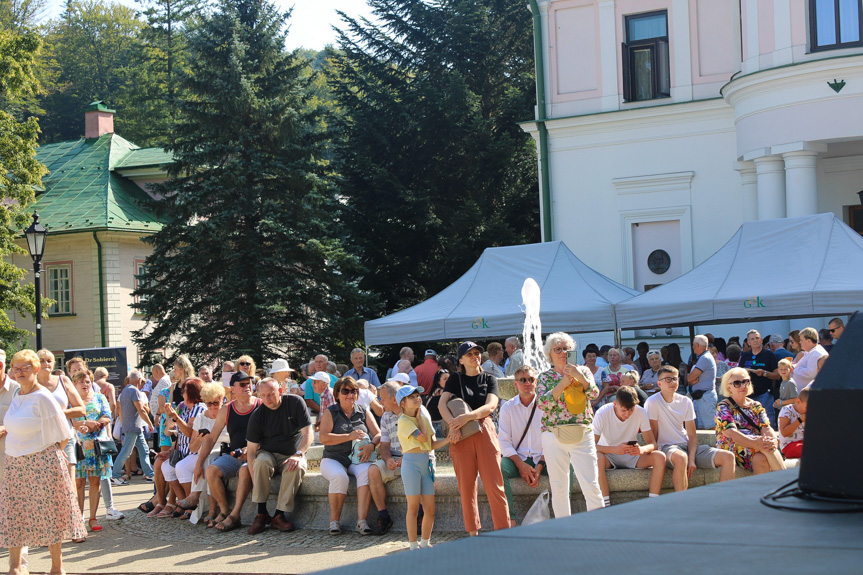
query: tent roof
[
  {"left": 364, "top": 241, "right": 639, "bottom": 345},
  {"left": 615, "top": 213, "right": 863, "bottom": 330}
]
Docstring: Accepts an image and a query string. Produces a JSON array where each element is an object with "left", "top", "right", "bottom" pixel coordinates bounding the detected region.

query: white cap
[
  {"left": 312, "top": 371, "right": 331, "bottom": 383},
  {"left": 390, "top": 373, "right": 411, "bottom": 384}
]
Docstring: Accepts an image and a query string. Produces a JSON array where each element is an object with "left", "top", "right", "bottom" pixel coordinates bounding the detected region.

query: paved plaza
[{"left": 0, "top": 480, "right": 466, "bottom": 574}]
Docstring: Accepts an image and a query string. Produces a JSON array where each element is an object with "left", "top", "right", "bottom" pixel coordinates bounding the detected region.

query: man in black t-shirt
[
  {"left": 246, "top": 379, "right": 313, "bottom": 534},
  {"left": 739, "top": 329, "right": 780, "bottom": 428}
]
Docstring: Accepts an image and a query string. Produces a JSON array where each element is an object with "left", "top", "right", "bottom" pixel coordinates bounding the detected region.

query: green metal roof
[
  {"left": 34, "top": 134, "right": 170, "bottom": 234},
  {"left": 113, "top": 147, "right": 174, "bottom": 169},
  {"left": 84, "top": 100, "right": 116, "bottom": 114}
]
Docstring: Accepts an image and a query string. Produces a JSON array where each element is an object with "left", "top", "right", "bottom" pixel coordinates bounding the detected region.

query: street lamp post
[{"left": 24, "top": 211, "right": 48, "bottom": 350}]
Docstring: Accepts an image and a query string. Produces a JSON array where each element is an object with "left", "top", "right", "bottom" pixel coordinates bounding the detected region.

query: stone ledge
[{"left": 227, "top": 459, "right": 798, "bottom": 532}]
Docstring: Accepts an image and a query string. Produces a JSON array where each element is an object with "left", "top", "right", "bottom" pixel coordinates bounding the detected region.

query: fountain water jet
[{"left": 521, "top": 278, "right": 550, "bottom": 373}]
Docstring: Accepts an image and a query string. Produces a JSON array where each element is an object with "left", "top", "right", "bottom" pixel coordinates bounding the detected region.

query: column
[
  {"left": 782, "top": 151, "right": 819, "bottom": 218},
  {"left": 671, "top": 0, "right": 692, "bottom": 101},
  {"left": 598, "top": 0, "right": 619, "bottom": 112},
  {"left": 754, "top": 156, "right": 786, "bottom": 220},
  {"left": 735, "top": 161, "right": 758, "bottom": 221}
]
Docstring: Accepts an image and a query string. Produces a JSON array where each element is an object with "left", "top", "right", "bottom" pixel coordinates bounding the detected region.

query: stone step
[{"left": 228, "top": 458, "right": 798, "bottom": 532}]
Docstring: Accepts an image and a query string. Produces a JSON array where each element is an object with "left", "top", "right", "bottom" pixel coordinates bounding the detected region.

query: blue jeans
[
  {"left": 693, "top": 388, "right": 718, "bottom": 430},
  {"left": 752, "top": 391, "right": 776, "bottom": 430},
  {"left": 112, "top": 429, "right": 154, "bottom": 478}
]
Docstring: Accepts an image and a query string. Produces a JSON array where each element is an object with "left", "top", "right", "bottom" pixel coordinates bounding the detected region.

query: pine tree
[
  {"left": 0, "top": 26, "right": 47, "bottom": 348},
  {"left": 132, "top": 0, "right": 364, "bottom": 368},
  {"left": 330, "top": 0, "right": 540, "bottom": 320}
]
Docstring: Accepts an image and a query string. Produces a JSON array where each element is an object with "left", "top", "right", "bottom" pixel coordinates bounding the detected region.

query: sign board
[{"left": 63, "top": 346, "right": 128, "bottom": 389}]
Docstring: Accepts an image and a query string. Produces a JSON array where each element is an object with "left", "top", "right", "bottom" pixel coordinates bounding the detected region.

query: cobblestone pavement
[{"left": 0, "top": 480, "right": 467, "bottom": 574}]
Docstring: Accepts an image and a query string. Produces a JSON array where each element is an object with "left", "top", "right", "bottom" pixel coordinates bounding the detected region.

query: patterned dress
[
  {"left": 74, "top": 393, "right": 113, "bottom": 479},
  {"left": 715, "top": 399, "right": 771, "bottom": 470},
  {"left": 536, "top": 367, "right": 600, "bottom": 431}
]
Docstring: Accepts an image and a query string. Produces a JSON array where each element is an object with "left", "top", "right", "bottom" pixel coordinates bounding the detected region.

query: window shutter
[{"left": 621, "top": 42, "right": 631, "bottom": 102}]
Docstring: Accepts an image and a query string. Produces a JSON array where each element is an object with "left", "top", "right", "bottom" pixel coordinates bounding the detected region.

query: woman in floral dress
[
  {"left": 715, "top": 367, "right": 785, "bottom": 474},
  {"left": 72, "top": 370, "right": 113, "bottom": 532}
]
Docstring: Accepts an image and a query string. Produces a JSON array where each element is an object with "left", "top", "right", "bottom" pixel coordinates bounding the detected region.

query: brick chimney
[{"left": 84, "top": 100, "right": 115, "bottom": 139}]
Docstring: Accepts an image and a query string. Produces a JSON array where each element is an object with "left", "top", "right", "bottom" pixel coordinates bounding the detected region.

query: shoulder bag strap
[
  {"left": 514, "top": 399, "right": 538, "bottom": 453},
  {"left": 727, "top": 397, "right": 762, "bottom": 430}
]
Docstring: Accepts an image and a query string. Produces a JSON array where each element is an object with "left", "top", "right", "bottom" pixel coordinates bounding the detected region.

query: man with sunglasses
[
  {"left": 828, "top": 318, "right": 844, "bottom": 342},
  {"left": 498, "top": 365, "right": 545, "bottom": 526},
  {"left": 645, "top": 366, "right": 735, "bottom": 492},
  {"left": 193, "top": 371, "right": 261, "bottom": 532},
  {"left": 739, "top": 330, "right": 780, "bottom": 428}
]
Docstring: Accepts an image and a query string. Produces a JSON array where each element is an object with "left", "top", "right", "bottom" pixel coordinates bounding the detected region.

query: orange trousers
[{"left": 449, "top": 417, "right": 510, "bottom": 532}]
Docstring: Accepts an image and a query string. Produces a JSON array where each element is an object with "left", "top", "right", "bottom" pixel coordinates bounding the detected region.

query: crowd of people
[{"left": 0, "top": 318, "right": 839, "bottom": 570}]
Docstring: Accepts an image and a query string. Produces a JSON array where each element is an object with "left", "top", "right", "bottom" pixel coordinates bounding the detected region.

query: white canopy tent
[
  {"left": 614, "top": 214, "right": 863, "bottom": 330},
  {"left": 364, "top": 241, "right": 639, "bottom": 345}
]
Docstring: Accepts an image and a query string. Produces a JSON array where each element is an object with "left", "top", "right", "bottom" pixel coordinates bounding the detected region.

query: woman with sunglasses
[
  {"left": 174, "top": 382, "right": 228, "bottom": 521},
  {"left": 715, "top": 368, "right": 785, "bottom": 474},
  {"left": 536, "top": 333, "right": 604, "bottom": 517},
  {"left": 319, "top": 377, "right": 381, "bottom": 535}
]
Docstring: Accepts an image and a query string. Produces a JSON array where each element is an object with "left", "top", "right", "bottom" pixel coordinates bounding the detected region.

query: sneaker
[
  {"left": 143, "top": 475, "right": 155, "bottom": 482},
  {"left": 105, "top": 508, "right": 125, "bottom": 520},
  {"left": 110, "top": 477, "right": 129, "bottom": 486},
  {"left": 355, "top": 519, "right": 372, "bottom": 535},
  {"left": 374, "top": 515, "right": 393, "bottom": 535},
  {"left": 329, "top": 521, "right": 341, "bottom": 535}
]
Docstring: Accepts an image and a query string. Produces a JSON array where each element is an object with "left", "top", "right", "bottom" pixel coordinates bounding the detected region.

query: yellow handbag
[{"left": 563, "top": 383, "right": 587, "bottom": 415}]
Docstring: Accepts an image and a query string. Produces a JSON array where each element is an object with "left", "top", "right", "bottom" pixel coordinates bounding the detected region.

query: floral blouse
[
  {"left": 536, "top": 367, "right": 599, "bottom": 431},
  {"left": 715, "top": 399, "right": 770, "bottom": 451}
]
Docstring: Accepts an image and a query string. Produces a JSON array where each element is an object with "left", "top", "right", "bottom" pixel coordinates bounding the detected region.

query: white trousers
[
  {"left": 540, "top": 430, "right": 605, "bottom": 517},
  {"left": 320, "top": 458, "right": 371, "bottom": 494},
  {"left": 175, "top": 452, "right": 209, "bottom": 493}
]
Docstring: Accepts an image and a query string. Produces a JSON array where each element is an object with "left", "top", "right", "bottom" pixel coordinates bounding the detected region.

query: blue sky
[{"left": 45, "top": 0, "right": 376, "bottom": 50}]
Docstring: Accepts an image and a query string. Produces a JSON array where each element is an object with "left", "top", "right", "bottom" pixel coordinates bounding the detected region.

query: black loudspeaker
[{"left": 798, "top": 311, "right": 863, "bottom": 499}]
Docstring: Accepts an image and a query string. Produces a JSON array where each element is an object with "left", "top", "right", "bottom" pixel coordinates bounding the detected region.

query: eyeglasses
[
  {"left": 235, "top": 380, "right": 252, "bottom": 388},
  {"left": 517, "top": 376, "right": 536, "bottom": 384},
  {"left": 9, "top": 365, "right": 33, "bottom": 375},
  {"left": 829, "top": 328, "right": 838, "bottom": 333},
  {"left": 659, "top": 377, "right": 679, "bottom": 383},
  {"left": 238, "top": 361, "right": 251, "bottom": 366},
  {"left": 340, "top": 388, "right": 359, "bottom": 395},
  {"left": 552, "top": 346, "right": 572, "bottom": 354},
  {"left": 205, "top": 401, "right": 222, "bottom": 407},
  {"left": 730, "top": 379, "right": 751, "bottom": 388}
]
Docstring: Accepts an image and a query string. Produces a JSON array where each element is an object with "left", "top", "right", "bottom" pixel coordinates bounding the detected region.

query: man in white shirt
[
  {"left": 645, "top": 366, "right": 735, "bottom": 492},
  {"left": 593, "top": 386, "right": 665, "bottom": 506},
  {"left": 498, "top": 365, "right": 545, "bottom": 527},
  {"left": 793, "top": 327, "right": 829, "bottom": 392}
]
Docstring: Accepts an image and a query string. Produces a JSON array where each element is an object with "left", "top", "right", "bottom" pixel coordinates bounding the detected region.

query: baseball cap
[
  {"left": 390, "top": 373, "right": 411, "bottom": 385},
  {"left": 312, "top": 371, "right": 331, "bottom": 383},
  {"left": 229, "top": 371, "right": 251, "bottom": 385},
  {"left": 770, "top": 334, "right": 784, "bottom": 344},
  {"left": 457, "top": 341, "right": 484, "bottom": 361},
  {"left": 424, "top": 349, "right": 437, "bottom": 357},
  {"left": 395, "top": 385, "right": 424, "bottom": 404}
]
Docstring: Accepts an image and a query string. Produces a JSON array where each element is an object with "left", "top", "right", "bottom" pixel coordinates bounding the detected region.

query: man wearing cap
[
  {"left": 246, "top": 379, "right": 313, "bottom": 534},
  {"left": 308, "top": 371, "right": 336, "bottom": 422},
  {"left": 269, "top": 359, "right": 299, "bottom": 394},
  {"left": 769, "top": 335, "right": 794, "bottom": 361},
  {"left": 345, "top": 349, "right": 381, "bottom": 388},
  {"left": 303, "top": 355, "right": 337, "bottom": 412},
  {"left": 414, "top": 349, "right": 439, "bottom": 395},
  {"left": 194, "top": 371, "right": 262, "bottom": 532},
  {"left": 504, "top": 337, "right": 525, "bottom": 377}
]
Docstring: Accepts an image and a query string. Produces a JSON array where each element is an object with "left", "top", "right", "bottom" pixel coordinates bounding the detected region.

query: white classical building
[{"left": 522, "top": 0, "right": 863, "bottom": 340}]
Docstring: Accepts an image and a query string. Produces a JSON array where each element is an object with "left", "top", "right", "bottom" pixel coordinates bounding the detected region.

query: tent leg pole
[
  {"left": 614, "top": 328, "right": 622, "bottom": 349},
  {"left": 688, "top": 325, "right": 696, "bottom": 344}
]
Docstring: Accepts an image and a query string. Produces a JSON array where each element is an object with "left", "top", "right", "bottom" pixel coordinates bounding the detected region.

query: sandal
[
  {"left": 329, "top": 520, "right": 341, "bottom": 535},
  {"left": 155, "top": 504, "right": 177, "bottom": 518},
  {"left": 88, "top": 518, "right": 103, "bottom": 532},
  {"left": 176, "top": 499, "right": 198, "bottom": 511},
  {"left": 72, "top": 536, "right": 87, "bottom": 543},
  {"left": 132, "top": 469, "right": 144, "bottom": 476},
  {"left": 146, "top": 504, "right": 165, "bottom": 518},
  {"left": 179, "top": 510, "right": 194, "bottom": 521},
  {"left": 171, "top": 507, "right": 187, "bottom": 518},
  {"left": 206, "top": 513, "right": 226, "bottom": 528},
  {"left": 215, "top": 515, "right": 241, "bottom": 532},
  {"left": 138, "top": 501, "right": 156, "bottom": 513}
]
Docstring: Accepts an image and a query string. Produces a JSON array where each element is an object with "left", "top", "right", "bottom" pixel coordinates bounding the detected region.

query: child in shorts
[{"left": 396, "top": 385, "right": 449, "bottom": 550}]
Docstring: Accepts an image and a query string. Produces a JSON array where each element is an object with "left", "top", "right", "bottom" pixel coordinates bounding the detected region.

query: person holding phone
[{"left": 593, "top": 386, "right": 665, "bottom": 506}]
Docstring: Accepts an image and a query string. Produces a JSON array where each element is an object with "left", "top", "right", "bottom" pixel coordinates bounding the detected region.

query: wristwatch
[
  {"left": 796, "top": 417, "right": 803, "bottom": 424},
  {"left": 295, "top": 450, "right": 304, "bottom": 457}
]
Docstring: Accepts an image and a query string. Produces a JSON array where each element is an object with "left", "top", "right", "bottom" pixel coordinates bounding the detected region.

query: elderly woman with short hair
[
  {"left": 536, "top": 333, "right": 604, "bottom": 516},
  {"left": 715, "top": 368, "right": 785, "bottom": 475}
]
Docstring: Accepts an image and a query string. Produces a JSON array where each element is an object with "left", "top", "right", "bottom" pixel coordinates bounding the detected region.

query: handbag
[
  {"left": 447, "top": 374, "right": 482, "bottom": 439},
  {"left": 690, "top": 388, "right": 706, "bottom": 400},
  {"left": 74, "top": 440, "right": 85, "bottom": 461},
  {"left": 94, "top": 438, "right": 119, "bottom": 458},
  {"left": 550, "top": 424, "right": 589, "bottom": 444},
  {"left": 349, "top": 437, "right": 379, "bottom": 465},
  {"left": 168, "top": 447, "right": 184, "bottom": 467}
]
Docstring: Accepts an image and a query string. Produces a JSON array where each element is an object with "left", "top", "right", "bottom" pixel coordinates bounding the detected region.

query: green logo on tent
[
  {"left": 744, "top": 296, "right": 766, "bottom": 309},
  {"left": 472, "top": 317, "right": 490, "bottom": 329}
]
